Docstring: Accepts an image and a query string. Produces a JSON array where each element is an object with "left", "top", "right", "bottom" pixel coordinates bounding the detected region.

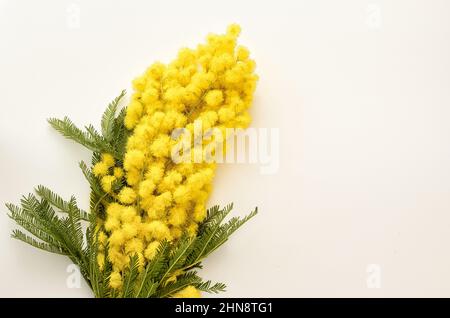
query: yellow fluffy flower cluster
[
  {"left": 173, "top": 285, "right": 201, "bottom": 298},
  {"left": 93, "top": 24, "right": 257, "bottom": 290}
]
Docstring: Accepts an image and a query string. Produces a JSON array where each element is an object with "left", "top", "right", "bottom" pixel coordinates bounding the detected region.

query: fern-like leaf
[
  {"left": 158, "top": 236, "right": 196, "bottom": 288},
  {"left": 48, "top": 117, "right": 104, "bottom": 152},
  {"left": 135, "top": 240, "right": 170, "bottom": 298},
  {"left": 157, "top": 271, "right": 202, "bottom": 298},
  {"left": 101, "top": 90, "right": 126, "bottom": 142},
  {"left": 11, "top": 229, "right": 67, "bottom": 255},
  {"left": 121, "top": 255, "right": 141, "bottom": 298},
  {"left": 195, "top": 280, "right": 227, "bottom": 294},
  {"left": 35, "top": 185, "right": 89, "bottom": 221}
]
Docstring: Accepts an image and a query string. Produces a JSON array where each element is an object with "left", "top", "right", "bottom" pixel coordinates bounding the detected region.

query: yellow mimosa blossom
[
  {"left": 97, "top": 24, "right": 257, "bottom": 290},
  {"left": 104, "top": 217, "right": 120, "bottom": 232},
  {"left": 92, "top": 162, "right": 109, "bottom": 177},
  {"left": 118, "top": 187, "right": 137, "bottom": 204},
  {"left": 93, "top": 153, "right": 116, "bottom": 177},
  {"left": 97, "top": 253, "right": 105, "bottom": 270},
  {"left": 102, "top": 153, "right": 115, "bottom": 168},
  {"left": 113, "top": 167, "right": 124, "bottom": 179},
  {"left": 101, "top": 175, "right": 116, "bottom": 193},
  {"left": 172, "top": 285, "right": 201, "bottom": 298},
  {"left": 98, "top": 231, "right": 107, "bottom": 245},
  {"left": 109, "top": 271, "right": 123, "bottom": 289},
  {"left": 143, "top": 241, "right": 160, "bottom": 260}
]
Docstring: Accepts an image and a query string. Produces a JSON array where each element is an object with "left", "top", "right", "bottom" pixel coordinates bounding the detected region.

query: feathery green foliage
[
  {"left": 7, "top": 190, "right": 256, "bottom": 297},
  {"left": 101, "top": 90, "right": 126, "bottom": 142},
  {"left": 47, "top": 116, "right": 108, "bottom": 153},
  {"left": 47, "top": 91, "right": 127, "bottom": 159},
  {"left": 35, "top": 185, "right": 89, "bottom": 221}
]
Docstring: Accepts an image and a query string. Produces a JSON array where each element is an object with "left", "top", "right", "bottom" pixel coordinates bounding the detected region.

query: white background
[{"left": 1, "top": 0, "right": 450, "bottom": 297}]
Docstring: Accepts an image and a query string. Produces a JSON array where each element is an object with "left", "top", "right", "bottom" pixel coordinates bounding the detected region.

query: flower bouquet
[{"left": 6, "top": 24, "right": 258, "bottom": 298}]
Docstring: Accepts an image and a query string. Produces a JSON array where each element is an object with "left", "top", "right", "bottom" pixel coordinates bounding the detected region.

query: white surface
[{"left": 1, "top": 0, "right": 450, "bottom": 297}]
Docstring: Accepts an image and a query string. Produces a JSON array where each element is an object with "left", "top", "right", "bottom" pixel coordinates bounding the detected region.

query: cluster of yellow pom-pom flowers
[{"left": 91, "top": 24, "right": 257, "bottom": 293}]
